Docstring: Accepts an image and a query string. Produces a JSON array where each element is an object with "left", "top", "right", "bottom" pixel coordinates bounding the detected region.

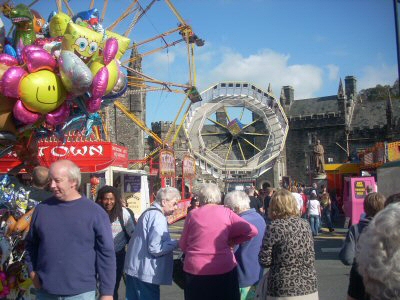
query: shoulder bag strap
[{"left": 118, "top": 211, "right": 130, "bottom": 241}]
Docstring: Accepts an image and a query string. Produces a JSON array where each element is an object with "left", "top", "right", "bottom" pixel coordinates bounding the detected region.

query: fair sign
[
  {"left": 182, "top": 155, "right": 196, "bottom": 179},
  {"left": 159, "top": 150, "right": 175, "bottom": 178}
]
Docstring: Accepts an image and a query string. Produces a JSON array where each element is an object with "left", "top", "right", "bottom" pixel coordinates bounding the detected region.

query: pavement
[{"left": 120, "top": 215, "right": 351, "bottom": 300}]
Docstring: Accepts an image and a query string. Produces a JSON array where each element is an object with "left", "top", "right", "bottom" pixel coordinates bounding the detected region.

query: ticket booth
[{"left": 343, "top": 176, "right": 376, "bottom": 226}]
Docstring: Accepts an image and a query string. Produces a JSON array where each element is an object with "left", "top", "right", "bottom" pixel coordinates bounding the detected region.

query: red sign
[{"left": 1, "top": 141, "right": 129, "bottom": 173}]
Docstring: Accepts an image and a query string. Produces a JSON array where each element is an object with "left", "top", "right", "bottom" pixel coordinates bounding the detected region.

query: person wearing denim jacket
[{"left": 124, "top": 187, "right": 180, "bottom": 300}]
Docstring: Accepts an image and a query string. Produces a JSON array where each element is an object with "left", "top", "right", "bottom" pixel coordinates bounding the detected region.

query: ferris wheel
[{"left": 185, "top": 82, "right": 289, "bottom": 179}]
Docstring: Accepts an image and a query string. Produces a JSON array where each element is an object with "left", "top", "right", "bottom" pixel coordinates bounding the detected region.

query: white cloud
[
  {"left": 326, "top": 64, "right": 340, "bottom": 81},
  {"left": 196, "top": 48, "right": 324, "bottom": 99},
  {"left": 358, "top": 64, "right": 397, "bottom": 90}
]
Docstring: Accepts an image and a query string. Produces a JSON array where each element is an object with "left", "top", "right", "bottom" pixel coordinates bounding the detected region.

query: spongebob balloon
[{"left": 62, "top": 22, "right": 102, "bottom": 64}]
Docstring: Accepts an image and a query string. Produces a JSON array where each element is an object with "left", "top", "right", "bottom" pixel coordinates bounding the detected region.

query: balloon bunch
[
  {"left": 0, "top": 3, "right": 131, "bottom": 157},
  {"left": 0, "top": 174, "right": 40, "bottom": 299}
]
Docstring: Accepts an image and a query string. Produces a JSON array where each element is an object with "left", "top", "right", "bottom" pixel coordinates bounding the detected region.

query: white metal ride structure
[{"left": 185, "top": 82, "right": 289, "bottom": 179}]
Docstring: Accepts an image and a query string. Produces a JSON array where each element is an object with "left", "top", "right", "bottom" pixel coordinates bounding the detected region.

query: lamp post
[{"left": 394, "top": 0, "right": 400, "bottom": 92}]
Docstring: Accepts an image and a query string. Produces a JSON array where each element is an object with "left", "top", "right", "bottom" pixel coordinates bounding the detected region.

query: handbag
[
  {"left": 255, "top": 271, "right": 268, "bottom": 300},
  {"left": 172, "top": 253, "right": 185, "bottom": 289}
]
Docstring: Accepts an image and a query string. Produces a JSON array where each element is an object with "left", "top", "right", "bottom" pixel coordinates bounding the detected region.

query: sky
[{"left": 3, "top": 0, "right": 398, "bottom": 126}]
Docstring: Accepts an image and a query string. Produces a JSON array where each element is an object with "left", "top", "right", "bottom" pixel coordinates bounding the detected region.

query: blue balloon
[{"left": 3, "top": 44, "right": 16, "bottom": 58}]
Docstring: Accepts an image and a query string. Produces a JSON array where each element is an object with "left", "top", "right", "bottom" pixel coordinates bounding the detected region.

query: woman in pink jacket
[{"left": 179, "top": 183, "right": 258, "bottom": 300}]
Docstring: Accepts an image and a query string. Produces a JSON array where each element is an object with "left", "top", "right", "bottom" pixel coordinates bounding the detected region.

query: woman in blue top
[{"left": 96, "top": 185, "right": 136, "bottom": 300}]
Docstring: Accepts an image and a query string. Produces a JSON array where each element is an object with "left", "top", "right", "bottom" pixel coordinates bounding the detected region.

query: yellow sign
[
  {"left": 126, "top": 192, "right": 141, "bottom": 217},
  {"left": 388, "top": 141, "right": 400, "bottom": 161},
  {"left": 354, "top": 181, "right": 366, "bottom": 199}
]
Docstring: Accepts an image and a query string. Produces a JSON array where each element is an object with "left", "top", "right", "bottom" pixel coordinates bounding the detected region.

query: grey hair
[
  {"left": 197, "top": 183, "right": 221, "bottom": 205},
  {"left": 154, "top": 187, "right": 181, "bottom": 204},
  {"left": 50, "top": 160, "right": 81, "bottom": 189},
  {"left": 357, "top": 203, "right": 400, "bottom": 300},
  {"left": 224, "top": 190, "right": 250, "bottom": 214}
]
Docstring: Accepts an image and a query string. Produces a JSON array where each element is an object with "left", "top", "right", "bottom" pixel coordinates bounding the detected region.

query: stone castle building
[
  {"left": 107, "top": 47, "right": 146, "bottom": 160},
  {"left": 107, "top": 49, "right": 399, "bottom": 188},
  {"left": 282, "top": 76, "right": 400, "bottom": 185}
]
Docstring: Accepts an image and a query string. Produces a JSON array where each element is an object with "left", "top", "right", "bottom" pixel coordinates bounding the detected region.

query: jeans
[
  {"left": 309, "top": 215, "right": 320, "bottom": 236},
  {"left": 36, "top": 290, "right": 95, "bottom": 300},
  {"left": 114, "top": 249, "right": 126, "bottom": 300},
  {"left": 125, "top": 275, "right": 160, "bottom": 300},
  {"left": 322, "top": 207, "right": 333, "bottom": 229}
]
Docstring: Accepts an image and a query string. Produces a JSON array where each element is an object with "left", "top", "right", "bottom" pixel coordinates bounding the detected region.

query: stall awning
[
  {"left": 1, "top": 141, "right": 129, "bottom": 173},
  {"left": 324, "top": 163, "right": 360, "bottom": 174}
]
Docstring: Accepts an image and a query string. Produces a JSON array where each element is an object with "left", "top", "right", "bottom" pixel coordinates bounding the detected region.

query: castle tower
[
  {"left": 337, "top": 78, "right": 346, "bottom": 117},
  {"left": 345, "top": 76, "right": 357, "bottom": 99},
  {"left": 107, "top": 47, "right": 146, "bottom": 160}
]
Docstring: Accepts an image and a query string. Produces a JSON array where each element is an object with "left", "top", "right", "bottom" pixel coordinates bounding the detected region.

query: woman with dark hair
[{"left": 96, "top": 185, "right": 136, "bottom": 300}]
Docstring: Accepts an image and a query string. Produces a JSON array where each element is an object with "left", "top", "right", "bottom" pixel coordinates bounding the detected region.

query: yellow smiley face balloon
[
  {"left": 62, "top": 23, "right": 102, "bottom": 64},
  {"left": 20, "top": 70, "right": 67, "bottom": 114}
]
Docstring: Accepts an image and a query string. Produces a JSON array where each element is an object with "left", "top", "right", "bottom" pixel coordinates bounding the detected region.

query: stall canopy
[{"left": 1, "top": 141, "right": 128, "bottom": 173}]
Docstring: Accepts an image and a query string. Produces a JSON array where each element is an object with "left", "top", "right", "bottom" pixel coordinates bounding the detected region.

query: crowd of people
[{"left": 19, "top": 159, "right": 400, "bottom": 300}]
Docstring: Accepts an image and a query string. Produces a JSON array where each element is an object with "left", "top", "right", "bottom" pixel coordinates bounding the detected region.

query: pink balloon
[
  {"left": 102, "top": 38, "right": 118, "bottom": 65},
  {"left": 0, "top": 54, "right": 18, "bottom": 66},
  {"left": 86, "top": 98, "right": 102, "bottom": 113},
  {"left": 13, "top": 100, "right": 41, "bottom": 124},
  {"left": 21, "top": 45, "right": 44, "bottom": 62},
  {"left": 91, "top": 66, "right": 109, "bottom": 99},
  {"left": 46, "top": 102, "right": 70, "bottom": 126},
  {"left": 24, "top": 48, "right": 57, "bottom": 73},
  {"left": 1, "top": 67, "right": 27, "bottom": 98}
]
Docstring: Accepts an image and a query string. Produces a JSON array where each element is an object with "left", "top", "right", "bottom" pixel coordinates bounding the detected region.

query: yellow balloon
[
  {"left": 104, "top": 30, "right": 131, "bottom": 60},
  {"left": 90, "top": 58, "right": 119, "bottom": 95},
  {"left": 20, "top": 70, "right": 66, "bottom": 114},
  {"left": 62, "top": 23, "right": 103, "bottom": 65},
  {"left": 49, "top": 12, "right": 71, "bottom": 37}
]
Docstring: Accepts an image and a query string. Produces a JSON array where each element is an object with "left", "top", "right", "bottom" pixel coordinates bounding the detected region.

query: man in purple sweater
[{"left": 25, "top": 160, "right": 116, "bottom": 300}]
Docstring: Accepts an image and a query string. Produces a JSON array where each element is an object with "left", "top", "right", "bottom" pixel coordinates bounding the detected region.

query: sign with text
[
  {"left": 0, "top": 141, "right": 128, "bottom": 173},
  {"left": 167, "top": 199, "right": 190, "bottom": 224},
  {"left": 354, "top": 180, "right": 366, "bottom": 199},
  {"left": 124, "top": 175, "right": 142, "bottom": 217},
  {"left": 159, "top": 150, "right": 175, "bottom": 178},
  {"left": 182, "top": 155, "right": 196, "bottom": 179}
]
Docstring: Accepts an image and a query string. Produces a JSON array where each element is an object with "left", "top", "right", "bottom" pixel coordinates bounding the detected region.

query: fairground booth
[
  {"left": 0, "top": 138, "right": 150, "bottom": 218},
  {"left": 147, "top": 149, "right": 195, "bottom": 223}
]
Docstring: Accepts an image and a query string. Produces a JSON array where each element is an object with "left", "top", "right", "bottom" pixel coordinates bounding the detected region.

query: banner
[
  {"left": 159, "top": 150, "right": 175, "bottom": 178},
  {"left": 182, "top": 155, "right": 196, "bottom": 180},
  {"left": 388, "top": 141, "right": 400, "bottom": 161},
  {"left": 124, "top": 175, "right": 142, "bottom": 217},
  {"left": 167, "top": 199, "right": 191, "bottom": 224},
  {"left": 0, "top": 141, "right": 128, "bottom": 173}
]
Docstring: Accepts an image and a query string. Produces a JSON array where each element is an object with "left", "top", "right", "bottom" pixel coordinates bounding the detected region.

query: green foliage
[{"left": 359, "top": 79, "right": 400, "bottom": 101}]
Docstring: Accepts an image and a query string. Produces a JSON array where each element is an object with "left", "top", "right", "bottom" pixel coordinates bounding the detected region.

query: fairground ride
[
  {"left": 0, "top": 0, "right": 203, "bottom": 172},
  {"left": 185, "top": 82, "right": 289, "bottom": 181}
]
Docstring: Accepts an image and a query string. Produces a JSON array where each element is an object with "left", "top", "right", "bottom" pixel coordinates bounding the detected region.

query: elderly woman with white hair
[
  {"left": 124, "top": 187, "right": 181, "bottom": 300},
  {"left": 356, "top": 202, "right": 400, "bottom": 300},
  {"left": 179, "top": 183, "right": 258, "bottom": 300},
  {"left": 225, "top": 190, "right": 266, "bottom": 300}
]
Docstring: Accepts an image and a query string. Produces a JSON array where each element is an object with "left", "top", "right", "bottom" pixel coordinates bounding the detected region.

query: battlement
[
  {"left": 151, "top": 121, "right": 173, "bottom": 132},
  {"left": 289, "top": 112, "right": 341, "bottom": 121}
]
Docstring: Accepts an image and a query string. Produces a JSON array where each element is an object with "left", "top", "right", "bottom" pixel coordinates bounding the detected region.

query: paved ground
[{"left": 121, "top": 216, "right": 351, "bottom": 299}]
